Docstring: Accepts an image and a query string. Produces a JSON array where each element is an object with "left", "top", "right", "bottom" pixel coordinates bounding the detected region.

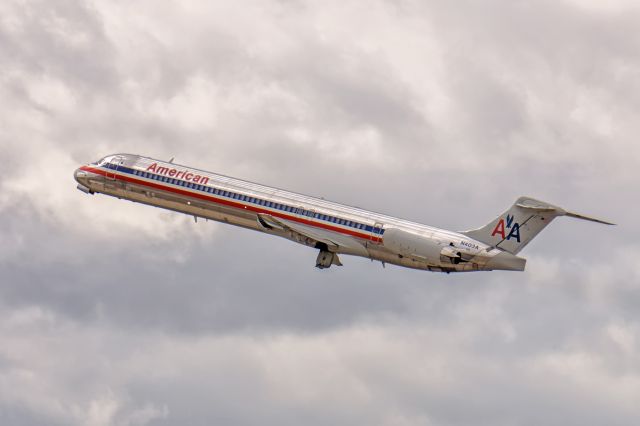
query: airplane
[{"left": 74, "top": 154, "right": 614, "bottom": 272}]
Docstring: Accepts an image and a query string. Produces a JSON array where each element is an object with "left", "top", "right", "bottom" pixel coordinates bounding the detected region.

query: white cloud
[
  {"left": 1, "top": 302, "right": 638, "bottom": 426},
  {"left": 1, "top": 0, "right": 639, "bottom": 424}
]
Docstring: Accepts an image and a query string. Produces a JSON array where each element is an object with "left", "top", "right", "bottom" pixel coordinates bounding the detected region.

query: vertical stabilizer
[{"left": 461, "top": 196, "right": 613, "bottom": 254}]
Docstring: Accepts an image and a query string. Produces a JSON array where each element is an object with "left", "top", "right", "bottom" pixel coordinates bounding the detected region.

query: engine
[{"left": 383, "top": 228, "right": 465, "bottom": 265}]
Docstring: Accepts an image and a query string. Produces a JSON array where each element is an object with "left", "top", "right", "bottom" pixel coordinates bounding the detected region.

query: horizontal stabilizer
[
  {"left": 565, "top": 211, "right": 615, "bottom": 226},
  {"left": 516, "top": 197, "right": 615, "bottom": 225}
]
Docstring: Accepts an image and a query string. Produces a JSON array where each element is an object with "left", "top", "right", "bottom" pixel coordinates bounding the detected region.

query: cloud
[
  {"left": 0, "top": 292, "right": 638, "bottom": 426},
  {"left": 0, "top": 0, "right": 639, "bottom": 424}
]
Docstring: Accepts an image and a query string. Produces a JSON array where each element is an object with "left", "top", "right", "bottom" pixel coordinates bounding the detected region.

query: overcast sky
[{"left": 1, "top": 0, "right": 639, "bottom": 425}]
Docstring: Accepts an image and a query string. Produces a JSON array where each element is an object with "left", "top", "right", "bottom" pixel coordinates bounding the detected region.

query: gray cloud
[{"left": 1, "top": 0, "right": 639, "bottom": 424}]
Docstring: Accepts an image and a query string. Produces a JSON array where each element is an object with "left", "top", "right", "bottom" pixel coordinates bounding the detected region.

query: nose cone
[
  {"left": 74, "top": 167, "right": 88, "bottom": 185},
  {"left": 74, "top": 167, "right": 94, "bottom": 194}
]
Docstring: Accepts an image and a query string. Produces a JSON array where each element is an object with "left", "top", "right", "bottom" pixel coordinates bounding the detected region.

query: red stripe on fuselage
[{"left": 80, "top": 165, "right": 380, "bottom": 242}]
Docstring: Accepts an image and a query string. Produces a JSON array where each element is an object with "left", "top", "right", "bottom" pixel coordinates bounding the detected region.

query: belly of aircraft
[{"left": 89, "top": 177, "right": 481, "bottom": 273}]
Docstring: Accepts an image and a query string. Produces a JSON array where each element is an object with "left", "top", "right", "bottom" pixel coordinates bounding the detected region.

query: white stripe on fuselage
[{"left": 129, "top": 156, "right": 467, "bottom": 240}]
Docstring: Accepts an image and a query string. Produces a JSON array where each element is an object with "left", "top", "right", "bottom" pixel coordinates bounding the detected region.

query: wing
[{"left": 257, "top": 213, "right": 369, "bottom": 257}]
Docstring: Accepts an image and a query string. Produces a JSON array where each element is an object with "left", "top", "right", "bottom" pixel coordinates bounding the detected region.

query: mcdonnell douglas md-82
[{"left": 74, "top": 154, "right": 613, "bottom": 272}]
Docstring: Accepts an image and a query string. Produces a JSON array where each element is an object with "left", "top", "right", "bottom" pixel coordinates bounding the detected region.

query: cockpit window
[{"left": 90, "top": 156, "right": 114, "bottom": 166}]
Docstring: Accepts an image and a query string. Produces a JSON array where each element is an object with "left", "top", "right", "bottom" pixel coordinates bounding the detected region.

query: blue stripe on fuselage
[{"left": 103, "top": 163, "right": 384, "bottom": 236}]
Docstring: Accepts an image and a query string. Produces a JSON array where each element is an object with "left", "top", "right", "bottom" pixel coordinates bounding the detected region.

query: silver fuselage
[{"left": 74, "top": 154, "right": 524, "bottom": 272}]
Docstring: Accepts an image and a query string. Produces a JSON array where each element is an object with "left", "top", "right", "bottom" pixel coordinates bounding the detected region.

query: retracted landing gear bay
[{"left": 315, "top": 250, "right": 342, "bottom": 269}]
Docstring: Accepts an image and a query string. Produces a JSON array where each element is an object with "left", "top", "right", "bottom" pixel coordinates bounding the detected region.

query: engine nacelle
[{"left": 383, "top": 228, "right": 462, "bottom": 265}]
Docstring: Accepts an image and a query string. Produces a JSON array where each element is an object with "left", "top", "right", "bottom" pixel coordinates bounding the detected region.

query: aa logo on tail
[{"left": 491, "top": 214, "right": 521, "bottom": 242}]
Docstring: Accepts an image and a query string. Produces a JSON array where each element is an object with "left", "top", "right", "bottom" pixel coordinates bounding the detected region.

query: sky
[{"left": 1, "top": 0, "right": 639, "bottom": 425}]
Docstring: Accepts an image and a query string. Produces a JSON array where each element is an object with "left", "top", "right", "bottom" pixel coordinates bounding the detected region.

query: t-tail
[{"left": 462, "top": 196, "right": 615, "bottom": 255}]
